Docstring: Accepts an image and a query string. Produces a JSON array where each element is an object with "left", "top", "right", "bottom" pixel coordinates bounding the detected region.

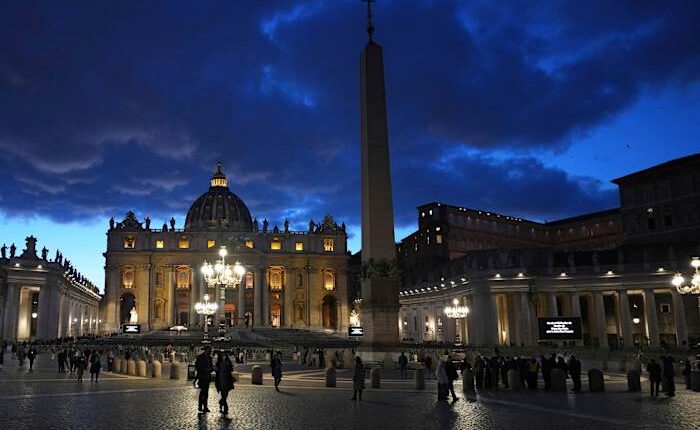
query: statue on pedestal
[{"left": 129, "top": 307, "right": 138, "bottom": 324}]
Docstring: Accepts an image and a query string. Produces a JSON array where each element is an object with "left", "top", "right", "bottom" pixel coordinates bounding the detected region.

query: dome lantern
[{"left": 210, "top": 162, "right": 228, "bottom": 188}]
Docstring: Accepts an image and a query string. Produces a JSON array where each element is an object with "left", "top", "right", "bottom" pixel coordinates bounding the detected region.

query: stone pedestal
[
  {"left": 370, "top": 368, "right": 381, "bottom": 389},
  {"left": 507, "top": 369, "right": 521, "bottom": 390},
  {"left": 136, "top": 360, "right": 147, "bottom": 377},
  {"left": 251, "top": 365, "right": 263, "bottom": 385},
  {"left": 550, "top": 369, "right": 566, "bottom": 391},
  {"left": 414, "top": 368, "right": 425, "bottom": 390},
  {"left": 627, "top": 370, "right": 641, "bottom": 392},
  {"left": 325, "top": 367, "right": 336, "bottom": 387},
  {"left": 588, "top": 369, "right": 604, "bottom": 392}
]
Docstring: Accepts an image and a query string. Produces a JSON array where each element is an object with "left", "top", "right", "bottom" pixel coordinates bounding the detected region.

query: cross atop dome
[{"left": 210, "top": 162, "right": 228, "bottom": 188}]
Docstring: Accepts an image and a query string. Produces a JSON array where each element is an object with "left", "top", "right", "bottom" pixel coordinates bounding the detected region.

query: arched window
[
  {"left": 269, "top": 268, "right": 283, "bottom": 291},
  {"left": 323, "top": 270, "right": 335, "bottom": 291},
  {"left": 122, "top": 266, "right": 134, "bottom": 289}
]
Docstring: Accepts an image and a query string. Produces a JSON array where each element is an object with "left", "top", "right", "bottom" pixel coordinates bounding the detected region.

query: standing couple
[{"left": 195, "top": 348, "right": 235, "bottom": 415}]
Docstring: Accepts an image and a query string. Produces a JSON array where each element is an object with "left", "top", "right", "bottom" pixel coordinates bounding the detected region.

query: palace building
[
  {"left": 101, "top": 164, "right": 350, "bottom": 335},
  {"left": 0, "top": 237, "right": 101, "bottom": 340},
  {"left": 398, "top": 153, "right": 700, "bottom": 349}
]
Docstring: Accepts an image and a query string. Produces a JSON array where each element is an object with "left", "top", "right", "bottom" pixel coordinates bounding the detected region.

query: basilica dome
[{"left": 184, "top": 163, "right": 253, "bottom": 232}]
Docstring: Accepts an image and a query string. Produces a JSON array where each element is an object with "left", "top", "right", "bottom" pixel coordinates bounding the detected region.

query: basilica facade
[{"left": 101, "top": 164, "right": 349, "bottom": 334}]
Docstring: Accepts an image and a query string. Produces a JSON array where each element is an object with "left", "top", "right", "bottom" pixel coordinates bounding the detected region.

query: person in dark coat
[
  {"left": 569, "top": 355, "right": 582, "bottom": 392},
  {"left": 90, "top": 351, "right": 102, "bottom": 382},
  {"left": 527, "top": 357, "right": 539, "bottom": 390},
  {"left": 350, "top": 356, "right": 365, "bottom": 401},
  {"left": 215, "top": 351, "right": 234, "bottom": 415},
  {"left": 398, "top": 352, "right": 409, "bottom": 379},
  {"left": 271, "top": 352, "right": 283, "bottom": 391},
  {"left": 27, "top": 347, "right": 37, "bottom": 372},
  {"left": 647, "top": 358, "right": 662, "bottom": 396},
  {"left": 661, "top": 355, "right": 675, "bottom": 397},
  {"left": 195, "top": 348, "right": 214, "bottom": 413},
  {"left": 424, "top": 355, "right": 433, "bottom": 380},
  {"left": 474, "top": 356, "right": 485, "bottom": 389},
  {"left": 445, "top": 358, "right": 459, "bottom": 402}
]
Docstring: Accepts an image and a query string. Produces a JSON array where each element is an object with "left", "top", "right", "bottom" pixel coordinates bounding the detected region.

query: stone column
[
  {"left": 283, "top": 269, "right": 294, "bottom": 328},
  {"left": 471, "top": 287, "right": 498, "bottom": 345},
  {"left": 237, "top": 274, "right": 246, "bottom": 327},
  {"left": 518, "top": 292, "right": 533, "bottom": 346},
  {"left": 671, "top": 289, "right": 688, "bottom": 348},
  {"left": 254, "top": 267, "right": 263, "bottom": 326},
  {"left": 593, "top": 292, "right": 608, "bottom": 349},
  {"left": 547, "top": 292, "right": 558, "bottom": 317},
  {"left": 616, "top": 290, "right": 634, "bottom": 349},
  {"left": 262, "top": 269, "right": 270, "bottom": 327},
  {"left": 570, "top": 292, "right": 583, "bottom": 346},
  {"left": 191, "top": 268, "right": 201, "bottom": 327},
  {"left": 643, "top": 290, "right": 660, "bottom": 348},
  {"left": 2, "top": 283, "right": 19, "bottom": 339},
  {"left": 166, "top": 267, "right": 176, "bottom": 325},
  {"left": 105, "top": 266, "right": 121, "bottom": 333},
  {"left": 461, "top": 296, "right": 469, "bottom": 345},
  {"left": 507, "top": 293, "right": 521, "bottom": 346}
]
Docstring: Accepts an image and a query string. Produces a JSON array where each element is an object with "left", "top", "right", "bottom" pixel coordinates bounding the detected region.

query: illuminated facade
[{"left": 101, "top": 164, "right": 349, "bottom": 334}]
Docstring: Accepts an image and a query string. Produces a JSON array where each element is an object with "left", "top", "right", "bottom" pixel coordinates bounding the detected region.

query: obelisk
[{"left": 359, "top": 0, "right": 400, "bottom": 347}]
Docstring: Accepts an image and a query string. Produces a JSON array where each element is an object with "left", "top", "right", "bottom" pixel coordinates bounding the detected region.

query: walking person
[
  {"left": 27, "top": 347, "right": 37, "bottom": 372},
  {"left": 436, "top": 358, "right": 449, "bottom": 401},
  {"left": 350, "top": 356, "right": 365, "bottom": 401},
  {"left": 647, "top": 359, "right": 662, "bottom": 396},
  {"left": 195, "top": 347, "right": 213, "bottom": 413},
  {"left": 662, "top": 355, "right": 676, "bottom": 397},
  {"left": 90, "top": 351, "right": 102, "bottom": 382},
  {"left": 107, "top": 350, "right": 114, "bottom": 372},
  {"left": 445, "top": 356, "right": 459, "bottom": 402},
  {"left": 398, "top": 352, "right": 408, "bottom": 379},
  {"left": 474, "top": 355, "right": 485, "bottom": 389},
  {"left": 271, "top": 352, "right": 283, "bottom": 392},
  {"left": 76, "top": 351, "right": 85, "bottom": 382},
  {"left": 526, "top": 357, "right": 539, "bottom": 390},
  {"left": 215, "top": 351, "right": 234, "bottom": 416},
  {"left": 424, "top": 355, "right": 433, "bottom": 380},
  {"left": 569, "top": 355, "right": 582, "bottom": 392}
]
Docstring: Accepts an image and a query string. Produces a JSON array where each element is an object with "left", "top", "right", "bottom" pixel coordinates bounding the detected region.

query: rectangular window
[
  {"left": 436, "top": 235, "right": 443, "bottom": 244},
  {"left": 207, "top": 240, "right": 216, "bottom": 248},
  {"left": 323, "top": 238, "right": 334, "bottom": 252},
  {"left": 178, "top": 239, "right": 190, "bottom": 249},
  {"left": 155, "top": 240, "right": 164, "bottom": 249},
  {"left": 659, "top": 303, "right": 671, "bottom": 313},
  {"left": 245, "top": 272, "right": 254, "bottom": 289},
  {"left": 123, "top": 236, "right": 135, "bottom": 249},
  {"left": 245, "top": 240, "right": 254, "bottom": 249},
  {"left": 271, "top": 240, "right": 282, "bottom": 250},
  {"left": 295, "top": 242, "right": 304, "bottom": 251}
]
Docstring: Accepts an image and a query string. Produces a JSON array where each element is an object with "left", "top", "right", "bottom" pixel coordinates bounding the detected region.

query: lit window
[
  {"left": 245, "top": 240, "right": 254, "bottom": 249},
  {"left": 323, "top": 270, "right": 335, "bottom": 291},
  {"left": 269, "top": 269, "right": 283, "bottom": 290},
  {"left": 123, "top": 236, "right": 135, "bottom": 249},
  {"left": 421, "top": 212, "right": 425, "bottom": 218},
  {"left": 323, "top": 238, "right": 334, "bottom": 252},
  {"left": 295, "top": 242, "right": 304, "bottom": 251},
  {"left": 178, "top": 239, "right": 190, "bottom": 249},
  {"left": 155, "top": 240, "right": 164, "bottom": 249},
  {"left": 436, "top": 235, "right": 443, "bottom": 244},
  {"left": 245, "top": 272, "right": 254, "bottom": 289},
  {"left": 122, "top": 267, "right": 134, "bottom": 289},
  {"left": 271, "top": 240, "right": 282, "bottom": 250},
  {"left": 429, "top": 209, "right": 433, "bottom": 216},
  {"left": 207, "top": 240, "right": 216, "bottom": 248},
  {"left": 176, "top": 269, "right": 190, "bottom": 289}
]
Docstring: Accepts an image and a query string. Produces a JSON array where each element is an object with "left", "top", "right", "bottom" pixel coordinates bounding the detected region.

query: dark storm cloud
[{"left": 0, "top": 0, "right": 697, "bottom": 235}]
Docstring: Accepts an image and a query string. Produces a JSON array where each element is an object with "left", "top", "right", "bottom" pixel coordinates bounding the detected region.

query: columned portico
[{"left": 643, "top": 290, "right": 660, "bottom": 348}]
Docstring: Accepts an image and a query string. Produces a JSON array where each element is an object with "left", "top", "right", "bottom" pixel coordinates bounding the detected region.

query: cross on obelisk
[{"left": 362, "top": 0, "right": 376, "bottom": 40}]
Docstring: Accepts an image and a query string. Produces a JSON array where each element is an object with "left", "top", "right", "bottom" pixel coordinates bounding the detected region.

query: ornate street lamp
[
  {"left": 671, "top": 257, "right": 700, "bottom": 295},
  {"left": 200, "top": 246, "right": 246, "bottom": 332},
  {"left": 443, "top": 298, "right": 469, "bottom": 319},
  {"left": 195, "top": 294, "right": 218, "bottom": 341}
]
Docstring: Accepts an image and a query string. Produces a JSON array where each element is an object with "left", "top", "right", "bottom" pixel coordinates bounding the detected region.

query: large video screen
[{"left": 537, "top": 317, "right": 582, "bottom": 341}]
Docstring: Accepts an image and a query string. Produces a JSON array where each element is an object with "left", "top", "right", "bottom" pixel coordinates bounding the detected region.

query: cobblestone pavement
[{"left": 1, "top": 357, "right": 698, "bottom": 430}]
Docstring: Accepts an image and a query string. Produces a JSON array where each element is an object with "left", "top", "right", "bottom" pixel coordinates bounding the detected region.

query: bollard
[
  {"left": 691, "top": 371, "right": 700, "bottom": 392},
  {"left": 160, "top": 362, "right": 171, "bottom": 379},
  {"left": 112, "top": 357, "right": 122, "bottom": 373},
  {"left": 119, "top": 358, "right": 128, "bottom": 374},
  {"left": 325, "top": 367, "right": 337, "bottom": 388},
  {"left": 127, "top": 359, "right": 136, "bottom": 376},
  {"left": 462, "top": 369, "right": 475, "bottom": 394},
  {"left": 343, "top": 350, "right": 354, "bottom": 369},
  {"left": 627, "top": 370, "right": 641, "bottom": 392},
  {"left": 588, "top": 369, "right": 605, "bottom": 392},
  {"left": 550, "top": 369, "right": 566, "bottom": 392},
  {"left": 146, "top": 362, "right": 154, "bottom": 378},
  {"left": 414, "top": 368, "right": 425, "bottom": 390},
  {"left": 152, "top": 360, "right": 161, "bottom": 378},
  {"left": 507, "top": 369, "right": 521, "bottom": 390},
  {"left": 370, "top": 368, "right": 381, "bottom": 389},
  {"left": 136, "top": 360, "right": 147, "bottom": 377},
  {"left": 170, "top": 362, "right": 181, "bottom": 380},
  {"left": 251, "top": 365, "right": 263, "bottom": 385}
]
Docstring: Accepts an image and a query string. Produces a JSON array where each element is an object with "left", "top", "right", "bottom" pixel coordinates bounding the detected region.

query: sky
[{"left": 0, "top": 0, "right": 698, "bottom": 291}]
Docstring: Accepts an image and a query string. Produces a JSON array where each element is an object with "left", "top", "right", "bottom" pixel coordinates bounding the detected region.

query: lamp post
[
  {"left": 671, "top": 257, "right": 700, "bottom": 295},
  {"left": 195, "top": 294, "right": 218, "bottom": 341},
  {"left": 201, "top": 246, "right": 246, "bottom": 333}
]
